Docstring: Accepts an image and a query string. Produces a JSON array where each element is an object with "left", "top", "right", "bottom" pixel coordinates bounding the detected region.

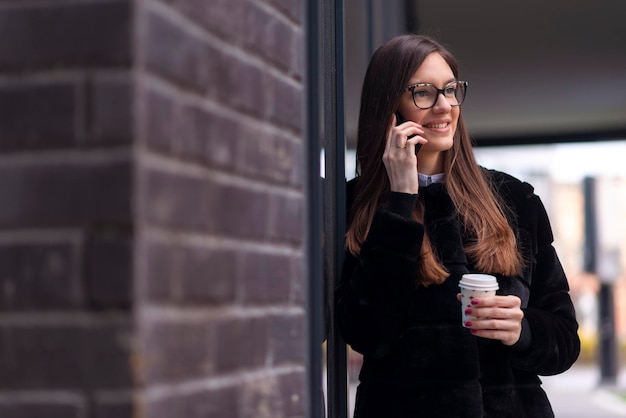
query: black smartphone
[{"left": 395, "top": 112, "right": 422, "bottom": 155}]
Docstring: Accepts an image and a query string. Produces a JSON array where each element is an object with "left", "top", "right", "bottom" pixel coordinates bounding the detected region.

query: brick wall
[{"left": 0, "top": 0, "right": 307, "bottom": 417}]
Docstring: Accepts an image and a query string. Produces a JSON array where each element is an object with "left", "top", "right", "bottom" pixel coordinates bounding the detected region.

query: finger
[
  {"left": 401, "top": 125, "right": 424, "bottom": 139},
  {"left": 407, "top": 135, "right": 428, "bottom": 149},
  {"left": 466, "top": 319, "right": 519, "bottom": 336},
  {"left": 479, "top": 295, "right": 521, "bottom": 308},
  {"left": 469, "top": 307, "right": 523, "bottom": 321},
  {"left": 394, "top": 127, "right": 408, "bottom": 149},
  {"left": 396, "top": 129, "right": 425, "bottom": 151},
  {"left": 384, "top": 124, "right": 395, "bottom": 154},
  {"left": 467, "top": 318, "right": 508, "bottom": 330},
  {"left": 470, "top": 295, "right": 520, "bottom": 308}
]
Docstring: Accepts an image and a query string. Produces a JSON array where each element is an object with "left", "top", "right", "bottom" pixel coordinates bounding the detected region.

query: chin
[{"left": 426, "top": 136, "right": 454, "bottom": 152}]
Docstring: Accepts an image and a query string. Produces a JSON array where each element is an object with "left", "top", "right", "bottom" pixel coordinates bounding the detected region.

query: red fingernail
[
  {"left": 471, "top": 299, "right": 479, "bottom": 305},
  {"left": 464, "top": 308, "right": 472, "bottom": 315},
  {"left": 470, "top": 329, "right": 477, "bottom": 334},
  {"left": 464, "top": 321, "right": 472, "bottom": 327}
]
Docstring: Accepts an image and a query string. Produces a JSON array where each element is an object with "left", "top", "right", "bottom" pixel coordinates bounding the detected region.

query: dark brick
[
  {"left": 215, "top": 316, "right": 268, "bottom": 373},
  {"left": 0, "top": 82, "right": 78, "bottom": 152},
  {"left": 292, "top": 28, "right": 305, "bottom": 81},
  {"left": 207, "top": 47, "right": 233, "bottom": 104},
  {"left": 278, "top": 370, "right": 306, "bottom": 418},
  {"left": 239, "top": 371, "right": 305, "bottom": 418},
  {"left": 142, "top": 320, "right": 215, "bottom": 384},
  {"left": 85, "top": 227, "right": 133, "bottom": 309},
  {"left": 0, "top": 159, "right": 132, "bottom": 228},
  {"left": 177, "top": 104, "right": 238, "bottom": 168},
  {"left": 88, "top": 75, "right": 133, "bottom": 146},
  {"left": 142, "top": 87, "right": 177, "bottom": 153},
  {"left": 141, "top": 241, "right": 174, "bottom": 302},
  {"left": 265, "top": 0, "right": 304, "bottom": 25},
  {"left": 143, "top": 89, "right": 300, "bottom": 185},
  {"left": 216, "top": 184, "right": 271, "bottom": 239},
  {"left": 267, "top": 75, "right": 303, "bottom": 132},
  {"left": 144, "top": 385, "right": 238, "bottom": 418},
  {"left": 143, "top": 89, "right": 222, "bottom": 165},
  {"left": 92, "top": 393, "right": 134, "bottom": 418},
  {"left": 170, "top": 103, "right": 207, "bottom": 164},
  {"left": 0, "top": 1, "right": 131, "bottom": 72},
  {"left": 224, "top": 55, "right": 267, "bottom": 116},
  {"left": 239, "top": 251, "right": 291, "bottom": 305},
  {"left": 0, "top": 319, "right": 132, "bottom": 390},
  {"left": 178, "top": 246, "right": 238, "bottom": 305},
  {"left": 143, "top": 169, "right": 276, "bottom": 239},
  {"left": 243, "top": 3, "right": 295, "bottom": 71},
  {"left": 142, "top": 240, "right": 238, "bottom": 304},
  {"left": 141, "top": 242, "right": 173, "bottom": 302},
  {"left": 0, "top": 241, "right": 82, "bottom": 310},
  {"left": 290, "top": 255, "right": 305, "bottom": 306},
  {"left": 236, "top": 125, "right": 300, "bottom": 186},
  {"left": 269, "top": 193, "right": 303, "bottom": 244},
  {"left": 144, "top": 92, "right": 240, "bottom": 172},
  {"left": 143, "top": 10, "right": 213, "bottom": 92},
  {"left": 160, "top": 0, "right": 245, "bottom": 43},
  {"left": 0, "top": 0, "right": 308, "bottom": 415},
  {"left": 243, "top": 4, "right": 270, "bottom": 58},
  {"left": 141, "top": 169, "right": 212, "bottom": 231},
  {"left": 269, "top": 313, "right": 305, "bottom": 365},
  {"left": 289, "top": 140, "right": 305, "bottom": 188},
  {"left": 200, "top": 110, "right": 239, "bottom": 171},
  {"left": 240, "top": 375, "right": 281, "bottom": 418},
  {"left": 268, "top": 13, "right": 297, "bottom": 71},
  {"left": 0, "top": 400, "right": 84, "bottom": 418}
]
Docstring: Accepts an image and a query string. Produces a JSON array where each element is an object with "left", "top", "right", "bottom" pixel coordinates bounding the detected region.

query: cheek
[
  {"left": 397, "top": 98, "right": 416, "bottom": 118},
  {"left": 451, "top": 110, "right": 461, "bottom": 131},
  {"left": 452, "top": 108, "right": 460, "bottom": 123}
]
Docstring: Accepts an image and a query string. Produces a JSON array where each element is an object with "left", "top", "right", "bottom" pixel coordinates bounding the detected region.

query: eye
[
  {"left": 413, "top": 86, "right": 433, "bottom": 98},
  {"left": 444, "top": 84, "right": 458, "bottom": 96}
]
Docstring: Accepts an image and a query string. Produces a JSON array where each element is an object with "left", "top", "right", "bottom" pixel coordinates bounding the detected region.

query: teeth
[{"left": 425, "top": 123, "right": 448, "bottom": 129}]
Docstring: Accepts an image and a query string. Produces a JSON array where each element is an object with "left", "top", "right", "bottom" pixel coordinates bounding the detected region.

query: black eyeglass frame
[{"left": 406, "top": 80, "right": 468, "bottom": 109}]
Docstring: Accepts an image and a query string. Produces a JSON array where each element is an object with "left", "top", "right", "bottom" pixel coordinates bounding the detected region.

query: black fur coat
[{"left": 336, "top": 169, "right": 580, "bottom": 418}]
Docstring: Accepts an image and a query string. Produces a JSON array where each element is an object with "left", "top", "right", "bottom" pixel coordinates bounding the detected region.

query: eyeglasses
[{"left": 406, "top": 80, "right": 468, "bottom": 109}]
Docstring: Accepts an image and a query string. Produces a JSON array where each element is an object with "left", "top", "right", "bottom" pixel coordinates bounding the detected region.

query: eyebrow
[{"left": 409, "top": 78, "right": 457, "bottom": 87}]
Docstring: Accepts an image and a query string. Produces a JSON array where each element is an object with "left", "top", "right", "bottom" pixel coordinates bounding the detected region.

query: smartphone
[{"left": 395, "top": 112, "right": 422, "bottom": 155}]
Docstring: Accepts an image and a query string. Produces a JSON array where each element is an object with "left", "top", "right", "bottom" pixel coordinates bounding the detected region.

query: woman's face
[{"left": 397, "top": 52, "right": 460, "bottom": 156}]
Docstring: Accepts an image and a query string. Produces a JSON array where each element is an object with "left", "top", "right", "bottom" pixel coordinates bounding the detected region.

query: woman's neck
[{"left": 417, "top": 151, "right": 444, "bottom": 175}]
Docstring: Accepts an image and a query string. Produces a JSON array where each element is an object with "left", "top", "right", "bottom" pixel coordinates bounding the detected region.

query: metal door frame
[{"left": 305, "top": 0, "right": 348, "bottom": 417}]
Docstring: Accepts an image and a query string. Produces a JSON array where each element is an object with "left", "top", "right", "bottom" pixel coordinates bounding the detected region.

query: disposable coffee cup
[{"left": 459, "top": 274, "right": 499, "bottom": 327}]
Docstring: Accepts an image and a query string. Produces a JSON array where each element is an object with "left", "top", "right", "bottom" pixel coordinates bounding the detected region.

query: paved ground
[{"left": 542, "top": 365, "right": 626, "bottom": 417}]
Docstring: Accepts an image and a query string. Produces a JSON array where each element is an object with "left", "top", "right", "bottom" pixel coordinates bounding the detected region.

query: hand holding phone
[{"left": 395, "top": 112, "right": 422, "bottom": 155}]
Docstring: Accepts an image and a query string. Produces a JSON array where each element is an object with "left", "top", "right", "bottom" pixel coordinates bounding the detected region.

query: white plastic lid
[{"left": 458, "top": 274, "right": 499, "bottom": 290}]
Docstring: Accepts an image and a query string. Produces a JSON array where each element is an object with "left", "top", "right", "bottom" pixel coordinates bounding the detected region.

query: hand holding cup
[{"left": 458, "top": 274, "right": 523, "bottom": 346}]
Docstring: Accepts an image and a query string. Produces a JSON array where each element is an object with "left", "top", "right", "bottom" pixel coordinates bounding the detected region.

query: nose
[{"left": 432, "top": 92, "right": 452, "bottom": 112}]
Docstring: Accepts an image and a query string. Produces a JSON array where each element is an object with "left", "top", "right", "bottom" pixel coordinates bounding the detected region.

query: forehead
[{"left": 408, "top": 52, "right": 455, "bottom": 85}]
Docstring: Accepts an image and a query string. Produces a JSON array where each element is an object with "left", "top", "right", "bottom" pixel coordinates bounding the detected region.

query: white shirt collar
[{"left": 418, "top": 172, "right": 445, "bottom": 187}]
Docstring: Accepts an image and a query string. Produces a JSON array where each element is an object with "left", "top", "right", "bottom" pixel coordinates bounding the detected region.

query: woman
[{"left": 336, "top": 34, "right": 580, "bottom": 417}]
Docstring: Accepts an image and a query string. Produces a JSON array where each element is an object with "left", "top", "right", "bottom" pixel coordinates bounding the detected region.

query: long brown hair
[{"left": 346, "top": 34, "right": 523, "bottom": 286}]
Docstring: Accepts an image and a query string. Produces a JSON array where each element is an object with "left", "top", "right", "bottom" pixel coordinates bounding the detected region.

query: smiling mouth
[{"left": 423, "top": 122, "right": 449, "bottom": 129}]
